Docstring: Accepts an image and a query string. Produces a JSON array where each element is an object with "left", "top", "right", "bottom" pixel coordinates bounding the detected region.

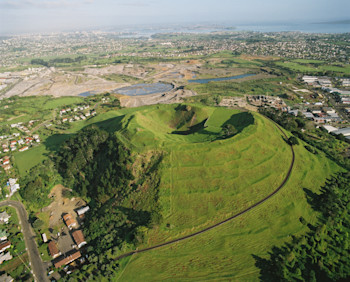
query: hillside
[
  {"left": 101, "top": 104, "right": 339, "bottom": 281},
  {"left": 14, "top": 103, "right": 341, "bottom": 280}
]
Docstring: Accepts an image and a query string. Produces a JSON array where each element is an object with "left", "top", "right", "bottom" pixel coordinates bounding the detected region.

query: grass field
[
  {"left": 118, "top": 106, "right": 292, "bottom": 246},
  {"left": 0, "top": 96, "right": 84, "bottom": 126},
  {"left": 185, "top": 77, "right": 291, "bottom": 98},
  {"left": 116, "top": 133, "right": 340, "bottom": 281},
  {"left": 276, "top": 60, "right": 350, "bottom": 75},
  {"left": 13, "top": 145, "right": 48, "bottom": 175}
]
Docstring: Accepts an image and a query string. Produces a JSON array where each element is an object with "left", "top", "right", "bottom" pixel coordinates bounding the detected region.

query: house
[
  {"left": 0, "top": 230, "right": 8, "bottom": 241},
  {"left": 8, "top": 178, "right": 20, "bottom": 196},
  {"left": 0, "top": 212, "right": 11, "bottom": 224},
  {"left": 76, "top": 206, "right": 90, "bottom": 217},
  {"left": 313, "top": 117, "right": 325, "bottom": 124},
  {"left": 323, "top": 107, "right": 336, "bottom": 114},
  {"left": 332, "top": 127, "right": 350, "bottom": 137},
  {"left": 323, "top": 125, "right": 338, "bottom": 133},
  {"left": 63, "top": 214, "right": 77, "bottom": 230},
  {"left": 303, "top": 112, "right": 314, "bottom": 119},
  {"left": 48, "top": 241, "right": 61, "bottom": 259},
  {"left": 2, "top": 159, "right": 9, "bottom": 165},
  {"left": 19, "top": 146, "right": 29, "bottom": 152},
  {"left": 72, "top": 230, "right": 87, "bottom": 248},
  {"left": 318, "top": 78, "right": 332, "bottom": 87},
  {"left": 0, "top": 252, "right": 12, "bottom": 264},
  {"left": 342, "top": 79, "right": 350, "bottom": 87},
  {"left": 302, "top": 76, "right": 318, "bottom": 84},
  {"left": 54, "top": 250, "right": 81, "bottom": 268},
  {"left": 42, "top": 233, "right": 48, "bottom": 243},
  {"left": 2, "top": 165, "right": 11, "bottom": 171},
  {"left": 25, "top": 137, "right": 33, "bottom": 143},
  {"left": 0, "top": 241, "right": 11, "bottom": 253},
  {"left": 288, "top": 110, "right": 299, "bottom": 116}
]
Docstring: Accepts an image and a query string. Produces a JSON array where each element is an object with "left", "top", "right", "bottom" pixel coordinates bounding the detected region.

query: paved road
[
  {"left": 115, "top": 116, "right": 295, "bottom": 261},
  {"left": 0, "top": 200, "right": 49, "bottom": 282}
]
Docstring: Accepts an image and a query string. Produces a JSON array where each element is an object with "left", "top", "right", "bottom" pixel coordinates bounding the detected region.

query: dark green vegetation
[
  {"left": 57, "top": 126, "right": 133, "bottom": 202},
  {"left": 19, "top": 160, "right": 60, "bottom": 209},
  {"left": 255, "top": 172, "right": 350, "bottom": 281},
  {"left": 56, "top": 126, "right": 162, "bottom": 280},
  {"left": 31, "top": 56, "right": 87, "bottom": 67}
]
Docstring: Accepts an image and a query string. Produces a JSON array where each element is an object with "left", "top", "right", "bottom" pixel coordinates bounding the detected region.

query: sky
[{"left": 0, "top": 0, "right": 350, "bottom": 35}]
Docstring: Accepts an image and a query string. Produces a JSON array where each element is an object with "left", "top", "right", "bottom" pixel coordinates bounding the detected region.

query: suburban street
[{"left": 0, "top": 200, "right": 48, "bottom": 282}]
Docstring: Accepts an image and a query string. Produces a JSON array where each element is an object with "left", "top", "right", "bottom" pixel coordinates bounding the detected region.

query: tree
[
  {"left": 288, "top": 136, "right": 299, "bottom": 145},
  {"left": 33, "top": 219, "right": 44, "bottom": 230},
  {"left": 222, "top": 124, "right": 238, "bottom": 138}
]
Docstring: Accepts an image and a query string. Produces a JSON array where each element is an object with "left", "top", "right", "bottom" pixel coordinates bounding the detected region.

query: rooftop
[
  {"left": 54, "top": 250, "right": 81, "bottom": 268},
  {"left": 48, "top": 241, "right": 60, "bottom": 258}
]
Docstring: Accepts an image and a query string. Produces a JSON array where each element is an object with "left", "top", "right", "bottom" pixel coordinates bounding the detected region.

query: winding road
[
  {"left": 0, "top": 201, "right": 48, "bottom": 282},
  {"left": 115, "top": 118, "right": 295, "bottom": 261}
]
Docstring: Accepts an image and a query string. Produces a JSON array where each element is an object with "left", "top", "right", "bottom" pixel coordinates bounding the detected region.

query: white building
[
  {"left": 8, "top": 178, "right": 20, "bottom": 196},
  {"left": 302, "top": 76, "right": 318, "bottom": 84},
  {"left": 76, "top": 206, "right": 90, "bottom": 216},
  {"left": 0, "top": 212, "right": 11, "bottom": 224}
]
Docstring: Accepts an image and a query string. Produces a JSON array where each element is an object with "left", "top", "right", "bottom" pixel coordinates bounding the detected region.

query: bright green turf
[
  {"left": 276, "top": 61, "right": 350, "bottom": 75},
  {"left": 13, "top": 145, "right": 48, "bottom": 175},
  {"left": 116, "top": 141, "right": 341, "bottom": 281},
  {"left": 125, "top": 106, "right": 293, "bottom": 245}
]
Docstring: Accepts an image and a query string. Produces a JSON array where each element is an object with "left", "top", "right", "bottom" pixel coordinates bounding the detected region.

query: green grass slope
[
  {"left": 116, "top": 142, "right": 340, "bottom": 281},
  {"left": 109, "top": 105, "right": 292, "bottom": 247}
]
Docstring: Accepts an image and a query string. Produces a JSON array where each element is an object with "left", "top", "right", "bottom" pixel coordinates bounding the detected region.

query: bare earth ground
[
  {"left": 2, "top": 61, "right": 267, "bottom": 109},
  {"left": 43, "top": 184, "right": 85, "bottom": 229},
  {"left": 119, "top": 89, "right": 197, "bottom": 108},
  {"left": 219, "top": 96, "right": 258, "bottom": 111},
  {"left": 4, "top": 69, "right": 128, "bottom": 98}
]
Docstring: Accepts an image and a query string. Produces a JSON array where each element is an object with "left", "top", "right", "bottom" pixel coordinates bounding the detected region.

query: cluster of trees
[
  {"left": 57, "top": 126, "right": 133, "bottom": 202},
  {"left": 31, "top": 56, "right": 87, "bottom": 67},
  {"left": 19, "top": 160, "right": 60, "bottom": 208},
  {"left": 57, "top": 126, "right": 162, "bottom": 280},
  {"left": 259, "top": 107, "right": 305, "bottom": 131},
  {"left": 255, "top": 172, "right": 350, "bottom": 281}
]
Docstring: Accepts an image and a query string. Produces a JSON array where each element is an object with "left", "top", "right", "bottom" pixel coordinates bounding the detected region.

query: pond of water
[{"left": 113, "top": 83, "right": 174, "bottom": 96}]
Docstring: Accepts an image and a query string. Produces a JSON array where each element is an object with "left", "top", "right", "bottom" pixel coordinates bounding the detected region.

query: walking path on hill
[
  {"left": 115, "top": 117, "right": 295, "bottom": 261},
  {"left": 0, "top": 200, "right": 49, "bottom": 282}
]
